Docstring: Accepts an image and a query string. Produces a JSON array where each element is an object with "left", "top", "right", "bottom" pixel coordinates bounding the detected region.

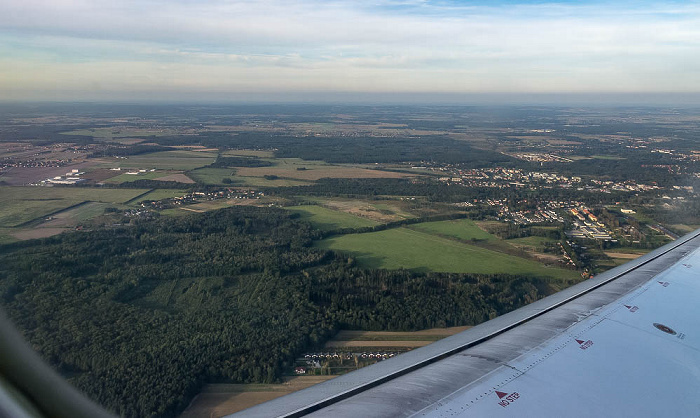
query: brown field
[
  {"left": 547, "top": 139, "right": 582, "bottom": 145},
  {"left": 333, "top": 326, "right": 471, "bottom": 340},
  {"left": 324, "top": 340, "right": 433, "bottom": 348},
  {"left": 154, "top": 173, "right": 196, "bottom": 183},
  {"left": 235, "top": 166, "right": 412, "bottom": 181},
  {"left": 320, "top": 199, "right": 415, "bottom": 223},
  {"left": 171, "top": 146, "right": 220, "bottom": 152},
  {"left": 180, "top": 376, "right": 336, "bottom": 418},
  {"left": 670, "top": 224, "right": 699, "bottom": 233},
  {"left": 527, "top": 252, "right": 561, "bottom": 263},
  {"left": 325, "top": 326, "right": 471, "bottom": 348},
  {"left": 604, "top": 252, "right": 642, "bottom": 260}
]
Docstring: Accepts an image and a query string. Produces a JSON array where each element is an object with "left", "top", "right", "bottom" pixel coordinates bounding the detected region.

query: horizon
[{"left": 3, "top": 92, "right": 700, "bottom": 107}]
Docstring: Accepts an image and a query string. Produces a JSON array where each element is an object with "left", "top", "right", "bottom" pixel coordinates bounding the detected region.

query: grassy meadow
[
  {"left": 0, "top": 186, "right": 148, "bottom": 228},
  {"left": 286, "top": 205, "right": 378, "bottom": 231},
  {"left": 106, "top": 150, "right": 217, "bottom": 171},
  {"left": 409, "top": 218, "right": 495, "bottom": 241},
  {"left": 315, "top": 227, "right": 578, "bottom": 280}
]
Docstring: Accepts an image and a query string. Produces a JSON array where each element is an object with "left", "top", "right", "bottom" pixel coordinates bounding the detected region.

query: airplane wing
[{"left": 232, "top": 228, "right": 700, "bottom": 417}]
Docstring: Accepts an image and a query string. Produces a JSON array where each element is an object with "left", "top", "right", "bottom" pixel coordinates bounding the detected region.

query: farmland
[
  {"left": 187, "top": 156, "right": 411, "bottom": 187},
  {"left": 220, "top": 149, "right": 275, "bottom": 158},
  {"left": 105, "top": 150, "right": 217, "bottom": 171},
  {"left": 179, "top": 376, "right": 336, "bottom": 418},
  {"left": 315, "top": 227, "right": 579, "bottom": 279},
  {"left": 135, "top": 189, "right": 189, "bottom": 202},
  {"left": 0, "top": 186, "right": 151, "bottom": 242},
  {"left": 188, "top": 167, "right": 312, "bottom": 187},
  {"left": 0, "top": 186, "right": 148, "bottom": 228},
  {"left": 286, "top": 205, "right": 378, "bottom": 231},
  {"left": 409, "top": 218, "right": 495, "bottom": 242},
  {"left": 235, "top": 159, "right": 412, "bottom": 181},
  {"left": 105, "top": 170, "right": 173, "bottom": 184},
  {"left": 315, "top": 198, "right": 417, "bottom": 223}
]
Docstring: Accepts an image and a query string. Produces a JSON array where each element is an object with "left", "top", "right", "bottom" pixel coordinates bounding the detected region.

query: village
[{"left": 433, "top": 165, "right": 660, "bottom": 194}]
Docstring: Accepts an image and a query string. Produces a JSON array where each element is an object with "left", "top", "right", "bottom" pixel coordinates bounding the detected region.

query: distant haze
[{"left": 1, "top": 0, "right": 700, "bottom": 103}]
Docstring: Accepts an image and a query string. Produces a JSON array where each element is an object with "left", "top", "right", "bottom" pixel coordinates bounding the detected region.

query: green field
[
  {"left": 133, "top": 189, "right": 188, "bottom": 203},
  {"left": 0, "top": 187, "right": 149, "bottom": 227},
  {"left": 315, "top": 227, "right": 579, "bottom": 279},
  {"left": 220, "top": 149, "right": 275, "bottom": 158},
  {"left": 0, "top": 229, "right": 19, "bottom": 245},
  {"left": 410, "top": 219, "right": 542, "bottom": 256},
  {"left": 231, "top": 176, "right": 313, "bottom": 187},
  {"left": 105, "top": 171, "right": 169, "bottom": 184},
  {"left": 287, "top": 205, "right": 378, "bottom": 231},
  {"left": 410, "top": 219, "right": 495, "bottom": 241},
  {"left": 106, "top": 151, "right": 217, "bottom": 171},
  {"left": 187, "top": 168, "right": 237, "bottom": 185},
  {"left": 188, "top": 167, "right": 312, "bottom": 187},
  {"left": 52, "top": 202, "right": 112, "bottom": 223}
]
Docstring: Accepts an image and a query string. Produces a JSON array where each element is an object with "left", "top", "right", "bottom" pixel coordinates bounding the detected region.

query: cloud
[{"left": 1, "top": 0, "right": 699, "bottom": 100}]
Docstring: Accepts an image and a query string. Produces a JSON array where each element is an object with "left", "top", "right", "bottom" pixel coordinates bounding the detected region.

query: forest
[{"left": 0, "top": 206, "right": 573, "bottom": 417}]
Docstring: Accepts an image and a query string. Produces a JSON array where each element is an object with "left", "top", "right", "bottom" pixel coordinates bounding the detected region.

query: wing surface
[{"left": 232, "top": 229, "right": 700, "bottom": 417}]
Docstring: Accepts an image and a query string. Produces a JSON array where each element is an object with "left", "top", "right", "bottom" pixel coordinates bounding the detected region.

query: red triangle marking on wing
[
  {"left": 576, "top": 339, "right": 585, "bottom": 344},
  {"left": 496, "top": 391, "right": 508, "bottom": 399},
  {"left": 624, "top": 305, "right": 631, "bottom": 309}
]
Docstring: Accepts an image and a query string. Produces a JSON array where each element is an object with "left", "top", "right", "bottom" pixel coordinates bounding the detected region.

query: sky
[{"left": 1, "top": 0, "right": 700, "bottom": 103}]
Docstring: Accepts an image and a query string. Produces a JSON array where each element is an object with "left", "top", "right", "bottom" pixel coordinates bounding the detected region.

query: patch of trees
[
  {"left": 208, "top": 156, "right": 272, "bottom": 168},
  {"left": 0, "top": 206, "right": 570, "bottom": 417}
]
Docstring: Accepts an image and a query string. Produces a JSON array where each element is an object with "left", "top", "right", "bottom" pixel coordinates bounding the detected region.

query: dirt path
[
  {"left": 179, "top": 376, "right": 335, "bottom": 418},
  {"left": 325, "top": 340, "right": 433, "bottom": 348},
  {"left": 605, "top": 252, "right": 643, "bottom": 259}
]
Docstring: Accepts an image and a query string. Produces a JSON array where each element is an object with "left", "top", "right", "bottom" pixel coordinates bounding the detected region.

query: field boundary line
[{"left": 14, "top": 200, "right": 91, "bottom": 228}]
